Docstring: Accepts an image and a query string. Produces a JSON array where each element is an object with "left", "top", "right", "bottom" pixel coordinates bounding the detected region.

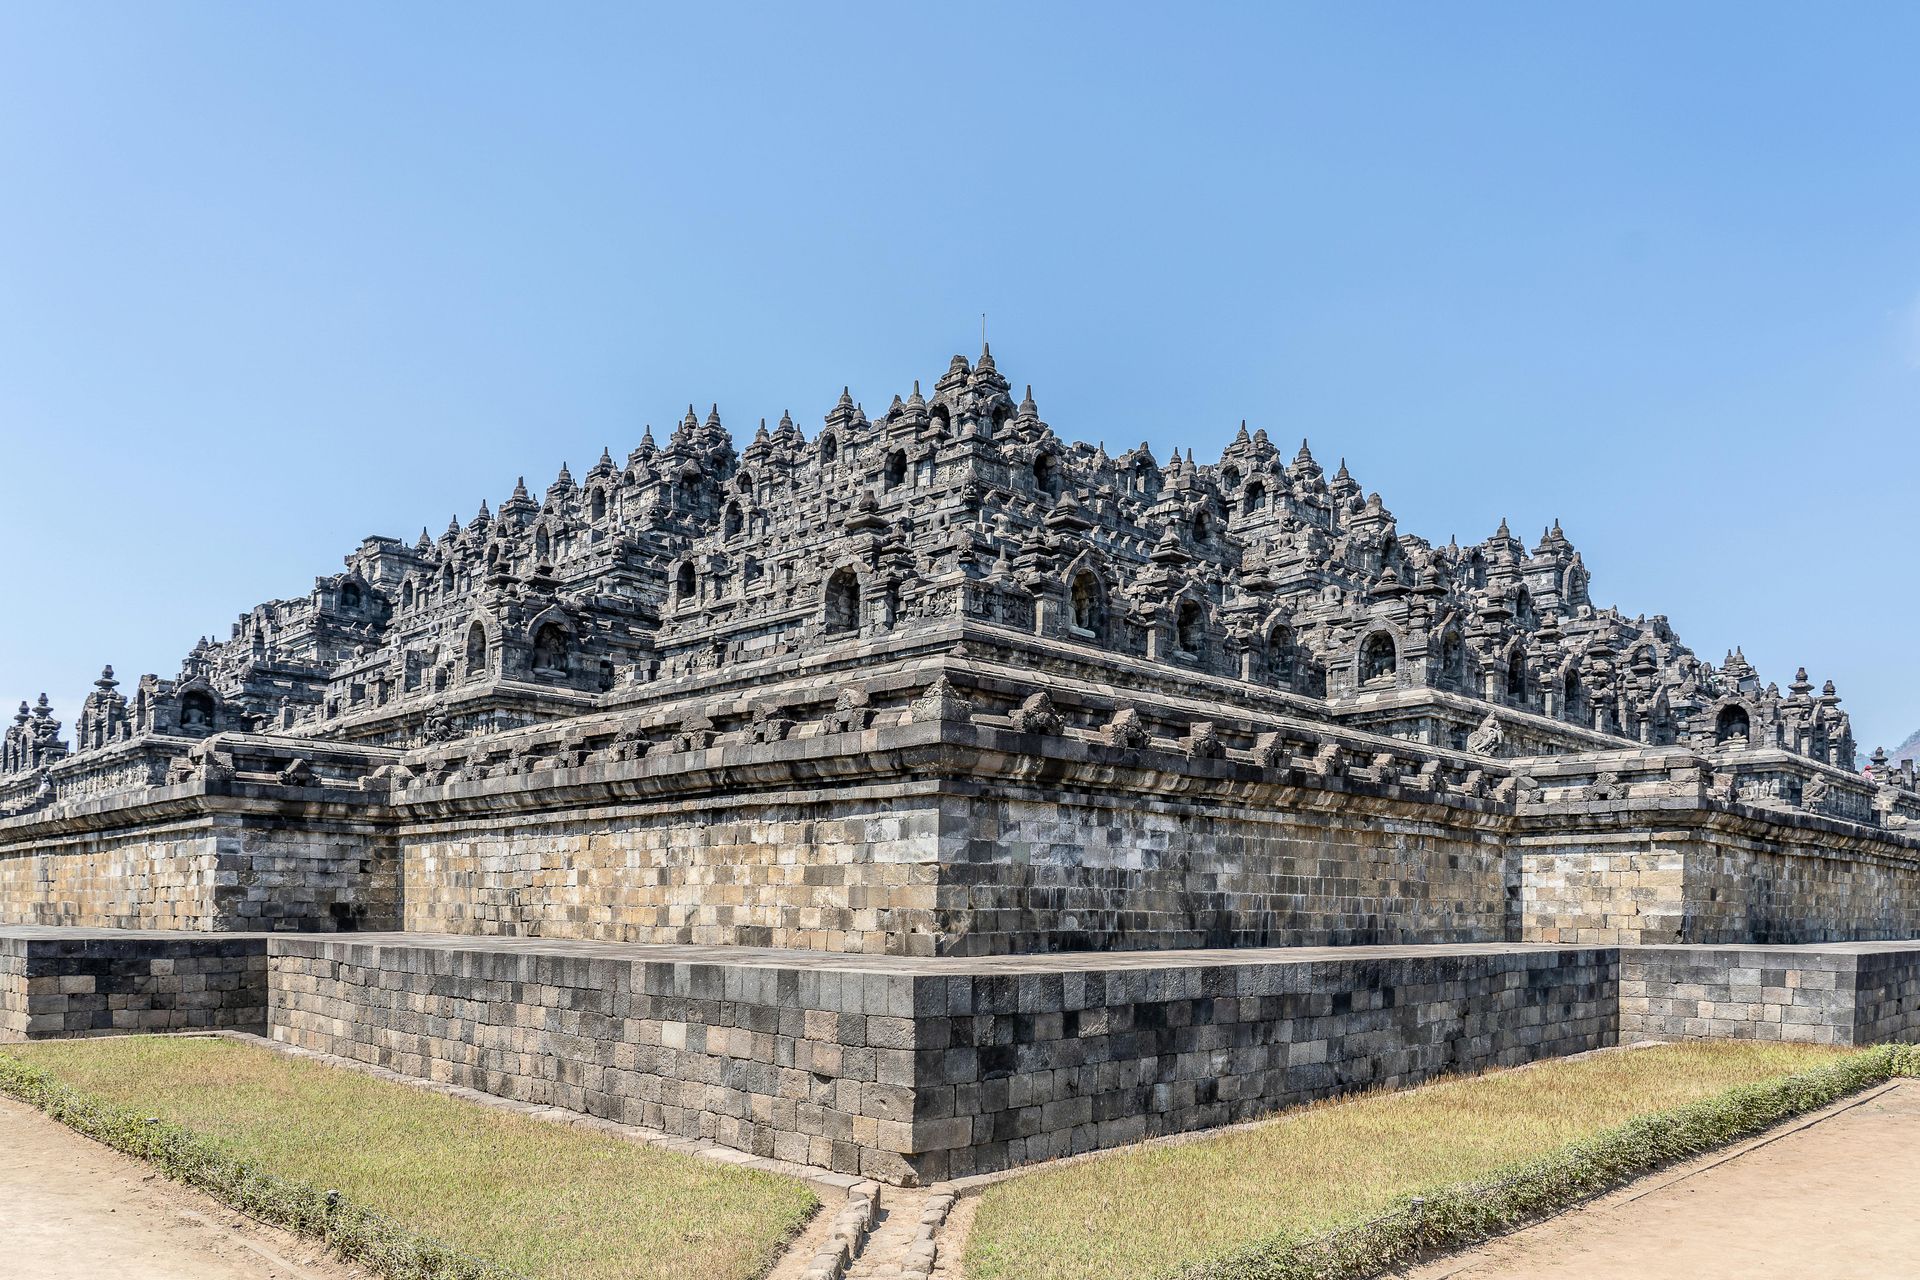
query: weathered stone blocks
[
  {"left": 12, "top": 923, "right": 1917, "bottom": 1181},
  {"left": 1620, "top": 941, "right": 1920, "bottom": 1045},
  {"left": 8, "top": 667, "right": 1920, "bottom": 959},
  {"left": 0, "top": 926, "right": 267, "bottom": 1041},
  {"left": 266, "top": 934, "right": 1614, "bottom": 1183},
  {"left": 0, "top": 813, "right": 397, "bottom": 934}
]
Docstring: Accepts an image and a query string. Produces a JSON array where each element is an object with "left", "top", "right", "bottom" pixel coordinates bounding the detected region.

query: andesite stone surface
[
  {"left": 3, "top": 350, "right": 1918, "bottom": 1180},
  {"left": 8, "top": 927, "right": 1918, "bottom": 1183},
  {"left": 4, "top": 350, "right": 1917, "bottom": 953}
]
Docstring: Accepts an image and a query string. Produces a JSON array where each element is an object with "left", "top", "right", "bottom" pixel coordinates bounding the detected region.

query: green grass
[
  {"left": 3, "top": 1036, "right": 818, "bottom": 1280},
  {"left": 963, "top": 1041, "right": 1872, "bottom": 1280}
]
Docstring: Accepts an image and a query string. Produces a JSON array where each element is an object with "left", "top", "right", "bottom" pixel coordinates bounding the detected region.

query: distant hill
[{"left": 1898, "top": 729, "right": 1920, "bottom": 767}]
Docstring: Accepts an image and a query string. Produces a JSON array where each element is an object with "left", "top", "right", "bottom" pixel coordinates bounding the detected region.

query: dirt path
[
  {"left": 0, "top": 1094, "right": 362, "bottom": 1280},
  {"left": 1400, "top": 1077, "right": 1920, "bottom": 1280}
]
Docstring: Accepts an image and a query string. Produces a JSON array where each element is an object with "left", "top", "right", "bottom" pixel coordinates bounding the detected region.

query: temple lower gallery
[{"left": 5, "top": 349, "right": 1919, "bottom": 1182}]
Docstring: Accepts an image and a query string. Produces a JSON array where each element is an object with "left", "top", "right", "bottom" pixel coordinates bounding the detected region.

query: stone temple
[{"left": 5, "top": 347, "right": 1920, "bottom": 1183}]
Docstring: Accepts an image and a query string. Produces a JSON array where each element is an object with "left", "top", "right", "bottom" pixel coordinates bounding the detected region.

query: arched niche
[
  {"left": 1438, "top": 629, "right": 1465, "bottom": 690},
  {"left": 1360, "top": 632, "right": 1397, "bottom": 684},
  {"left": 1506, "top": 645, "right": 1528, "bottom": 703},
  {"left": 1174, "top": 598, "right": 1205, "bottom": 657},
  {"left": 179, "top": 690, "right": 216, "bottom": 735},
  {"left": 1069, "top": 569, "right": 1104, "bottom": 637},
  {"left": 1563, "top": 667, "right": 1586, "bottom": 723},
  {"left": 464, "top": 621, "right": 489, "bottom": 677},
  {"left": 824, "top": 568, "right": 861, "bottom": 634},
  {"left": 1034, "top": 453, "right": 1059, "bottom": 498},
  {"left": 531, "top": 621, "right": 570, "bottom": 677},
  {"left": 1267, "top": 622, "right": 1295, "bottom": 687}
]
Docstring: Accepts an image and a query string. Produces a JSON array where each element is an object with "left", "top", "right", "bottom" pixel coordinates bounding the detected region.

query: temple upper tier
[{"left": 2, "top": 348, "right": 1860, "bottom": 774}]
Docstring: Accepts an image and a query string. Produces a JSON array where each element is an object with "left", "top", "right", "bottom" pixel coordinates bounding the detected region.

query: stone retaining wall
[
  {"left": 395, "top": 781, "right": 1513, "bottom": 958},
  {"left": 1682, "top": 833, "right": 1920, "bottom": 944},
  {"left": 939, "top": 786, "right": 1512, "bottom": 955},
  {"left": 267, "top": 936, "right": 1613, "bottom": 1183},
  {"left": 8, "top": 703, "right": 1920, "bottom": 957},
  {"left": 0, "top": 813, "right": 397, "bottom": 934},
  {"left": 0, "top": 819, "right": 226, "bottom": 933},
  {"left": 1518, "top": 837, "right": 1687, "bottom": 945},
  {"left": 270, "top": 936, "right": 922, "bottom": 1178},
  {"left": 0, "top": 941, "right": 24, "bottom": 1040},
  {"left": 1853, "top": 949, "right": 1920, "bottom": 1044},
  {"left": 898, "top": 945, "right": 1615, "bottom": 1180},
  {"left": 10, "top": 925, "right": 1916, "bottom": 1180},
  {"left": 399, "top": 787, "right": 945, "bottom": 954},
  {"left": 0, "top": 927, "right": 267, "bottom": 1041},
  {"left": 1619, "top": 942, "right": 1920, "bottom": 1045},
  {"left": 1516, "top": 814, "right": 1920, "bottom": 948}
]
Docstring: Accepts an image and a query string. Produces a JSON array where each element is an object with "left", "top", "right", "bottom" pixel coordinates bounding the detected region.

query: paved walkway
[
  {"left": 1401, "top": 1077, "right": 1920, "bottom": 1280},
  {"left": 0, "top": 1095, "right": 358, "bottom": 1280}
]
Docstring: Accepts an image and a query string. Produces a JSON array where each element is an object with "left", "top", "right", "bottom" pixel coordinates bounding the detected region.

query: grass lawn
[
  {"left": 4, "top": 1035, "right": 818, "bottom": 1280},
  {"left": 962, "top": 1041, "right": 1863, "bottom": 1280}
]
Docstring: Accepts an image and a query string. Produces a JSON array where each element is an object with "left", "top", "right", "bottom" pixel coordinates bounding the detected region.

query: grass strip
[
  {"left": 966, "top": 1041, "right": 1860, "bottom": 1280},
  {"left": 0, "top": 1049, "right": 520, "bottom": 1280},
  {"left": 1171, "top": 1043, "right": 1920, "bottom": 1280},
  {"left": 3, "top": 1034, "right": 818, "bottom": 1280}
]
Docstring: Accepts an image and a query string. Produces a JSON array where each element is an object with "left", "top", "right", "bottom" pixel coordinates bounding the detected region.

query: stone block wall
[
  {"left": 1853, "top": 950, "right": 1920, "bottom": 1044},
  {"left": 395, "top": 766, "right": 1514, "bottom": 958},
  {"left": 0, "top": 813, "right": 398, "bottom": 934},
  {"left": 1680, "top": 832, "right": 1920, "bottom": 944},
  {"left": 215, "top": 818, "right": 400, "bottom": 933},
  {"left": 0, "top": 939, "right": 24, "bottom": 1040},
  {"left": 1518, "top": 818, "right": 1920, "bottom": 948},
  {"left": 2, "top": 923, "right": 1907, "bottom": 1180},
  {"left": 270, "top": 935, "right": 926, "bottom": 1181},
  {"left": 398, "top": 787, "right": 945, "bottom": 955},
  {"left": 267, "top": 935, "right": 1614, "bottom": 1184},
  {"left": 942, "top": 788, "right": 1514, "bottom": 957},
  {"left": 9, "top": 709, "right": 1920, "bottom": 959},
  {"left": 903, "top": 946, "right": 1616, "bottom": 1180},
  {"left": 0, "top": 820, "right": 224, "bottom": 931},
  {"left": 1619, "top": 946, "right": 1854, "bottom": 1043},
  {"left": 0, "top": 928, "right": 267, "bottom": 1041},
  {"left": 1516, "top": 835, "right": 1687, "bottom": 945},
  {"left": 1616, "top": 943, "right": 1920, "bottom": 1045}
]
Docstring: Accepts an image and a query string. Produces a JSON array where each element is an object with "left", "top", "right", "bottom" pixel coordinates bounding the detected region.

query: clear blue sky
[{"left": 2, "top": 4, "right": 1916, "bottom": 753}]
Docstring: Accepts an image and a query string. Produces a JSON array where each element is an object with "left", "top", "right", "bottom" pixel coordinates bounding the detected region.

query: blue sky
[{"left": 2, "top": 4, "right": 1916, "bottom": 752}]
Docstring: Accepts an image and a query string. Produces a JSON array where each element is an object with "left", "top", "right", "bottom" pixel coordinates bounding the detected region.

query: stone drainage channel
[{"left": 796, "top": 1185, "right": 957, "bottom": 1280}]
